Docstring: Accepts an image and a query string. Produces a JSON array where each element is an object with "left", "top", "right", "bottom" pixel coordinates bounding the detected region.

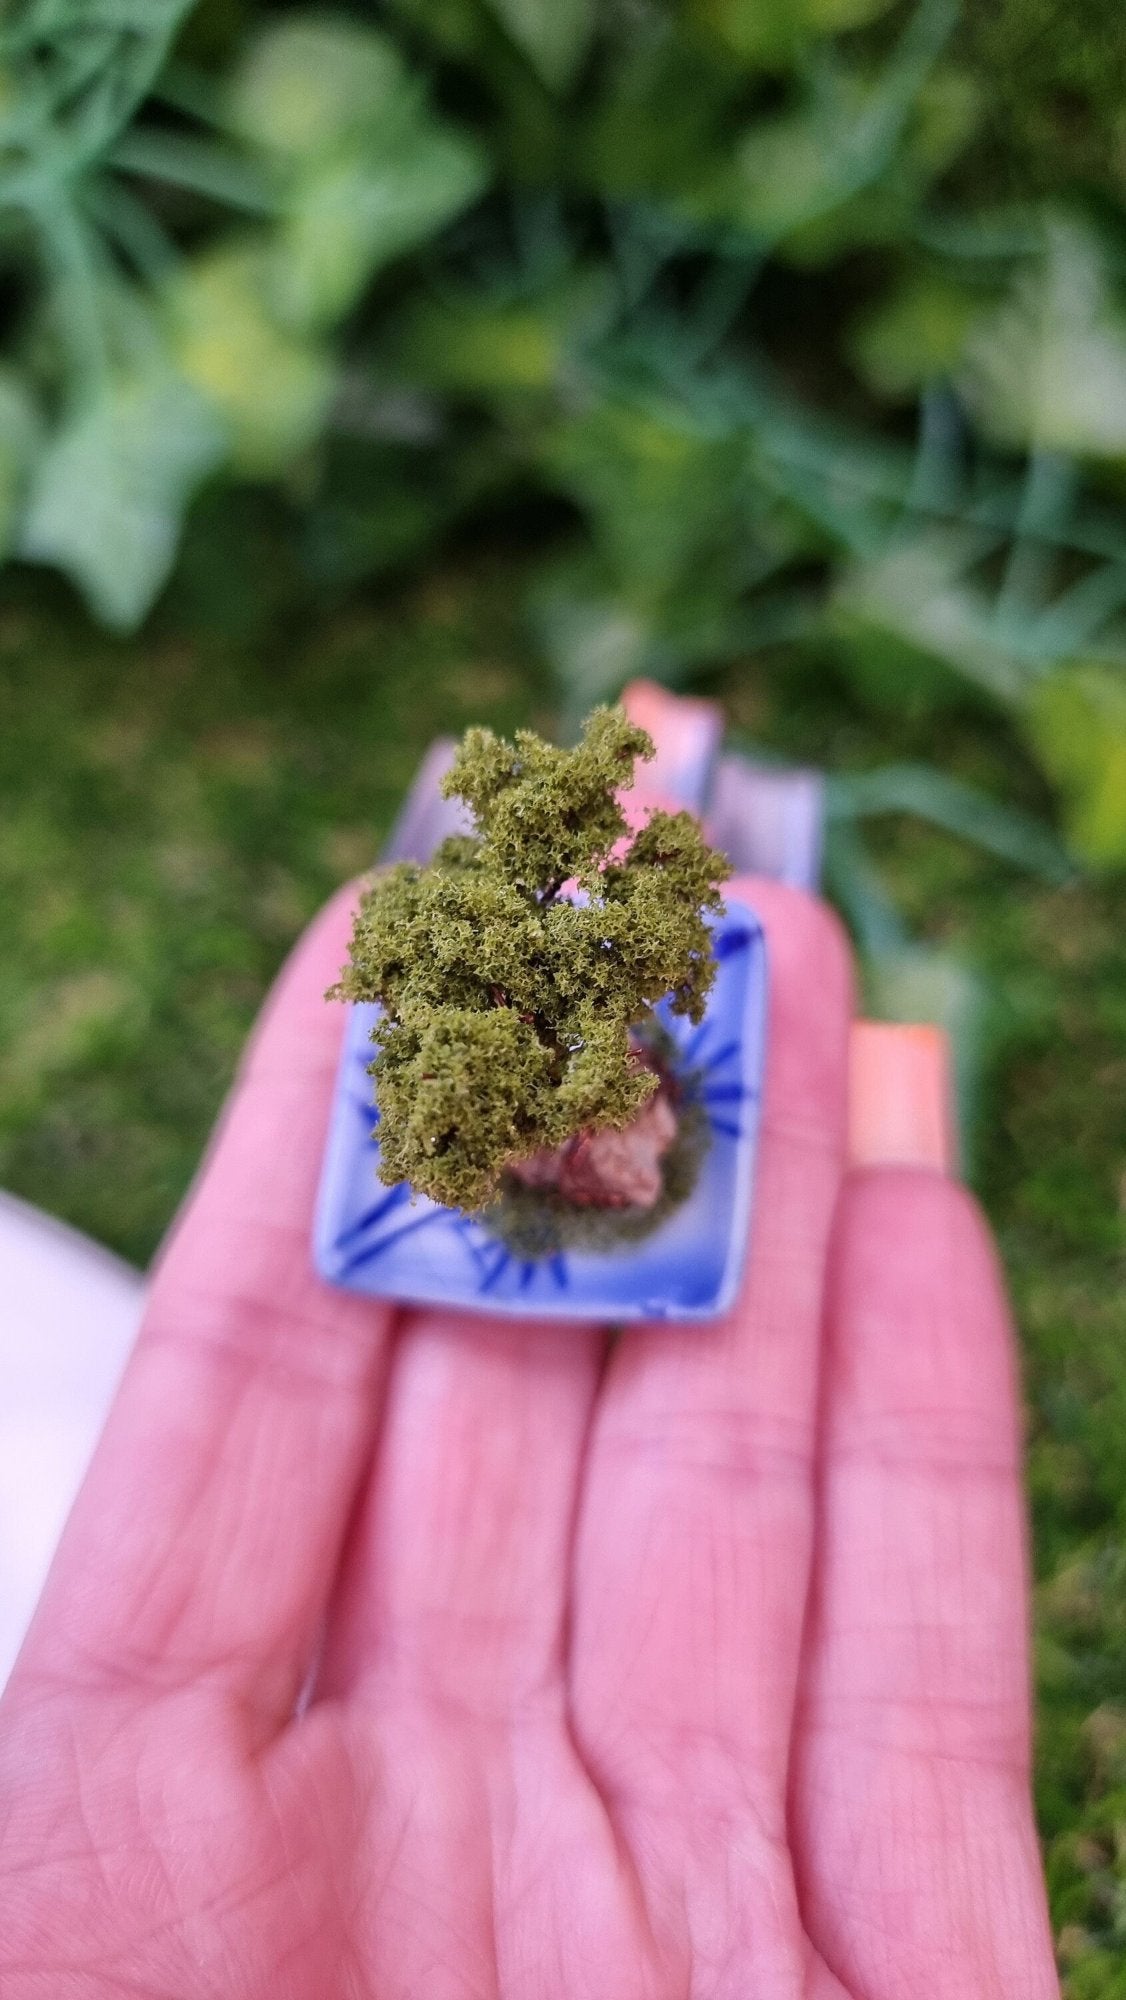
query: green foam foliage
[{"left": 333, "top": 705, "right": 730, "bottom": 1209}]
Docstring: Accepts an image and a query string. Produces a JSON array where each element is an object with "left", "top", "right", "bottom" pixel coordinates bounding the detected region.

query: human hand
[{"left": 0, "top": 878, "right": 1059, "bottom": 1999}]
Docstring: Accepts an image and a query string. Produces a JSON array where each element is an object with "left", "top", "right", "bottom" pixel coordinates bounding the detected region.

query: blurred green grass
[{"left": 0, "top": 529, "right": 1124, "bottom": 1985}]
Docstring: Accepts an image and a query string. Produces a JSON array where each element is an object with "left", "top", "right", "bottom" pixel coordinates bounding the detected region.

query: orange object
[{"left": 848, "top": 1021, "right": 956, "bottom": 1175}]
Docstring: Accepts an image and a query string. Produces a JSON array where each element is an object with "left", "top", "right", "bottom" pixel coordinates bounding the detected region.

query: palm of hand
[{"left": 0, "top": 882, "right": 1057, "bottom": 2000}]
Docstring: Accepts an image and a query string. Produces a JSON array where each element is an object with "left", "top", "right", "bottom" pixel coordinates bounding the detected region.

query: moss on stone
[
  {"left": 332, "top": 705, "right": 730, "bottom": 1210},
  {"left": 484, "top": 1086, "right": 711, "bottom": 1261}
]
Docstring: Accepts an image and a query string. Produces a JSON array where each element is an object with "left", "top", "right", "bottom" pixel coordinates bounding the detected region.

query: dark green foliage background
[
  {"left": 0, "top": 0, "right": 1124, "bottom": 1987},
  {"left": 959, "top": 0, "right": 1126, "bottom": 201}
]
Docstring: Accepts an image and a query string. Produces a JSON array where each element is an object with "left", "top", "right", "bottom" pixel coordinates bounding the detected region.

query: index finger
[{"left": 8, "top": 884, "right": 395, "bottom": 1726}]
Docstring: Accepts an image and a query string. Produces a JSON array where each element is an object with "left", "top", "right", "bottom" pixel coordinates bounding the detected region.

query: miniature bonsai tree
[{"left": 332, "top": 705, "right": 730, "bottom": 1211}]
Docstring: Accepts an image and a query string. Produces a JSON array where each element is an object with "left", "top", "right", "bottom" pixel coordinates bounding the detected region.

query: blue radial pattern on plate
[{"left": 313, "top": 899, "right": 767, "bottom": 1323}]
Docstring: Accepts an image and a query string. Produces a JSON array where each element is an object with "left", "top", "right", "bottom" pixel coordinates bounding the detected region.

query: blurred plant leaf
[
  {"left": 228, "top": 16, "right": 419, "bottom": 164},
  {"left": 108, "top": 127, "right": 275, "bottom": 214},
  {"left": 1023, "top": 663, "right": 1126, "bottom": 867},
  {"left": 0, "top": 370, "right": 41, "bottom": 554},
  {"left": 383, "top": 0, "right": 487, "bottom": 59},
  {"left": 168, "top": 242, "right": 332, "bottom": 474},
  {"left": 527, "top": 536, "right": 786, "bottom": 725},
  {"left": 850, "top": 271, "right": 980, "bottom": 399},
  {"left": 909, "top": 64, "right": 981, "bottom": 172},
  {"left": 699, "top": 63, "right": 976, "bottom": 268},
  {"left": 529, "top": 558, "right": 657, "bottom": 716},
  {"left": 829, "top": 764, "right": 1072, "bottom": 879},
  {"left": 578, "top": 24, "right": 741, "bottom": 201},
  {"left": 382, "top": 0, "right": 572, "bottom": 177},
  {"left": 961, "top": 222, "right": 1126, "bottom": 459},
  {"left": 274, "top": 129, "right": 488, "bottom": 331},
  {"left": 0, "top": 0, "right": 196, "bottom": 161},
  {"left": 394, "top": 295, "right": 559, "bottom": 397},
  {"left": 300, "top": 419, "right": 512, "bottom": 595},
  {"left": 18, "top": 371, "right": 224, "bottom": 628},
  {"left": 821, "top": 816, "right": 908, "bottom": 954},
  {"left": 689, "top": 0, "right": 898, "bottom": 68},
  {"left": 694, "top": 95, "right": 865, "bottom": 242},
  {"left": 484, "top": 0, "right": 594, "bottom": 92},
  {"left": 302, "top": 440, "right": 452, "bottom": 594},
  {"left": 230, "top": 14, "right": 488, "bottom": 332},
  {"left": 683, "top": 0, "right": 957, "bottom": 247},
  {"left": 389, "top": 269, "right": 611, "bottom": 398},
  {"left": 804, "top": 0, "right": 899, "bottom": 23},
  {"left": 540, "top": 392, "right": 751, "bottom": 596},
  {"left": 829, "top": 531, "right": 1034, "bottom": 705}
]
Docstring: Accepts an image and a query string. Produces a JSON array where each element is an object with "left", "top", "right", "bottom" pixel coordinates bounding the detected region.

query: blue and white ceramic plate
[{"left": 313, "top": 899, "right": 767, "bottom": 1324}]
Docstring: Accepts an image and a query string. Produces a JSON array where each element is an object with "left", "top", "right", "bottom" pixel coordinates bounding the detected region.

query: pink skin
[{"left": 0, "top": 877, "right": 1059, "bottom": 1999}]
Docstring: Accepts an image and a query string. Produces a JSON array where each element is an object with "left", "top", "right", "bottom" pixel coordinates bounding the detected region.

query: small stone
[{"left": 510, "top": 1074, "right": 678, "bottom": 1211}]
